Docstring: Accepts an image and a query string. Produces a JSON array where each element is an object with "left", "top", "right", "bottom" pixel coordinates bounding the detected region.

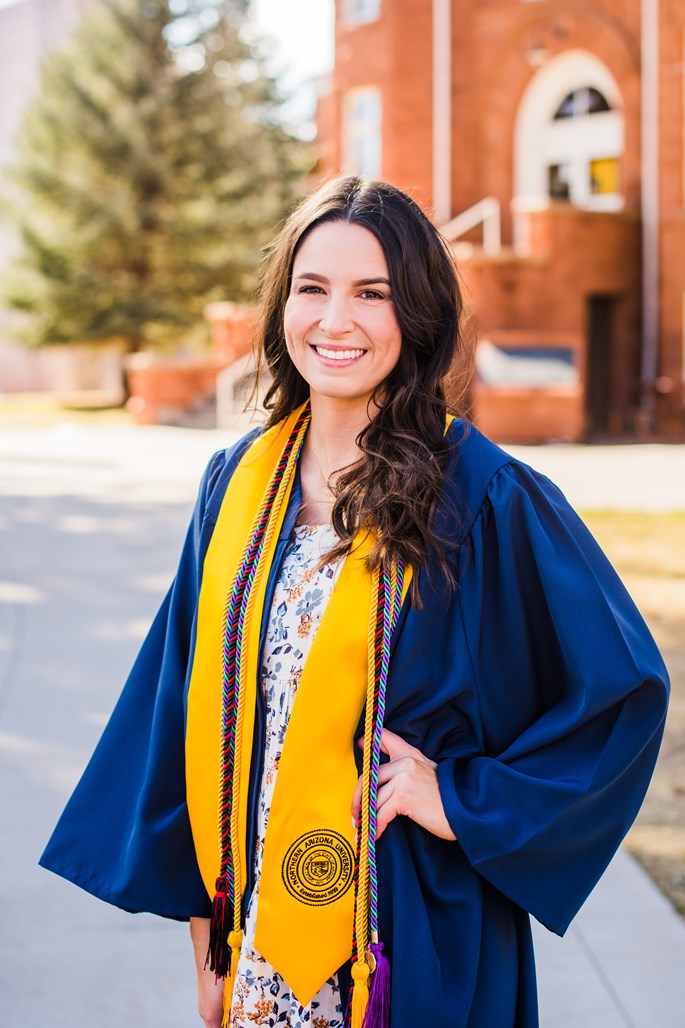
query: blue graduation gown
[{"left": 40, "top": 420, "right": 669, "bottom": 1027}]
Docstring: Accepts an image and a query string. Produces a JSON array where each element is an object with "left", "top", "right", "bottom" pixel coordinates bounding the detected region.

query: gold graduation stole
[{"left": 185, "top": 403, "right": 411, "bottom": 1028}]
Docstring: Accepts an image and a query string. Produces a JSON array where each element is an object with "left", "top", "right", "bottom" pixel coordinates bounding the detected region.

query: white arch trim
[{"left": 514, "top": 49, "right": 624, "bottom": 207}]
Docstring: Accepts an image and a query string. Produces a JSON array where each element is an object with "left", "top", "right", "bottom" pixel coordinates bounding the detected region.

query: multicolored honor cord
[{"left": 348, "top": 562, "right": 405, "bottom": 1028}]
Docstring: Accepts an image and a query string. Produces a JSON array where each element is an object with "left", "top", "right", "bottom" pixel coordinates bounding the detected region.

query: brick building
[{"left": 317, "top": 0, "right": 685, "bottom": 441}]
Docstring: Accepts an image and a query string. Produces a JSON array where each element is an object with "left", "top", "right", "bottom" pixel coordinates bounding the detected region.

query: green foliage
[{"left": 1, "top": 0, "right": 311, "bottom": 349}]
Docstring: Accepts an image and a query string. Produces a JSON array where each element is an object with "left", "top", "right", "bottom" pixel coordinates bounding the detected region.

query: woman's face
[{"left": 283, "top": 221, "right": 402, "bottom": 412}]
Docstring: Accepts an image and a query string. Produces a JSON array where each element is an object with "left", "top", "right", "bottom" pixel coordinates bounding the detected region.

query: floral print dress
[{"left": 229, "top": 523, "right": 345, "bottom": 1028}]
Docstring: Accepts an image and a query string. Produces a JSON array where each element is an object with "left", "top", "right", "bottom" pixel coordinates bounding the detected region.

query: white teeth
[{"left": 315, "top": 346, "right": 365, "bottom": 360}]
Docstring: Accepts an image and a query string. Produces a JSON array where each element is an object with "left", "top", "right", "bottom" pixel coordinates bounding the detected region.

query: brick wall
[
  {"left": 452, "top": 0, "right": 642, "bottom": 242},
  {"left": 321, "top": 0, "right": 434, "bottom": 207},
  {"left": 459, "top": 205, "right": 641, "bottom": 437},
  {"left": 316, "top": 0, "right": 684, "bottom": 438}
]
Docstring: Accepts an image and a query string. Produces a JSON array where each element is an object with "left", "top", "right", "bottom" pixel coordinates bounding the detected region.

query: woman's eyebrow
[{"left": 293, "top": 273, "right": 391, "bottom": 286}]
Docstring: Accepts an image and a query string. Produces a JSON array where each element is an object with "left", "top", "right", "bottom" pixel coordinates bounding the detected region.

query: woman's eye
[
  {"left": 297, "top": 285, "right": 324, "bottom": 294},
  {"left": 359, "top": 289, "right": 387, "bottom": 301}
]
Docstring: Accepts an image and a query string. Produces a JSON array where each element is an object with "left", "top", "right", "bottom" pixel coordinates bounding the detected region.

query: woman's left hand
[{"left": 352, "top": 728, "right": 457, "bottom": 841}]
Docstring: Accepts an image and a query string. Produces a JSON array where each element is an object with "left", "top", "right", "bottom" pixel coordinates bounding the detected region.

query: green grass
[{"left": 580, "top": 511, "right": 685, "bottom": 916}]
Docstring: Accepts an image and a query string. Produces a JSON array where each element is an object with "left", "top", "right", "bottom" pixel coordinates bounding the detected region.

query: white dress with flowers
[{"left": 229, "top": 523, "right": 345, "bottom": 1028}]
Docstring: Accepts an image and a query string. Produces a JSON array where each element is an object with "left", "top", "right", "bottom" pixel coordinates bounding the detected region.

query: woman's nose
[{"left": 319, "top": 294, "right": 353, "bottom": 337}]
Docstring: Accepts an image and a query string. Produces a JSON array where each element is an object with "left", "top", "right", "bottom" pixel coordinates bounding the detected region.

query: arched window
[
  {"left": 514, "top": 51, "right": 624, "bottom": 212},
  {"left": 554, "top": 87, "right": 611, "bottom": 119}
]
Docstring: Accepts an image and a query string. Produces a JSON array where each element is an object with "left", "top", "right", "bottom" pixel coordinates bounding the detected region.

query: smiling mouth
[{"left": 313, "top": 345, "right": 366, "bottom": 361}]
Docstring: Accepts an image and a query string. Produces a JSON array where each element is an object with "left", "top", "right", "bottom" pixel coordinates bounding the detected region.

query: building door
[{"left": 586, "top": 295, "right": 615, "bottom": 437}]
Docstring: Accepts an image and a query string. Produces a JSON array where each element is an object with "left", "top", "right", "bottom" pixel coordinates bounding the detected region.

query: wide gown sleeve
[
  {"left": 436, "top": 460, "right": 669, "bottom": 936},
  {"left": 39, "top": 448, "right": 233, "bottom": 919}
]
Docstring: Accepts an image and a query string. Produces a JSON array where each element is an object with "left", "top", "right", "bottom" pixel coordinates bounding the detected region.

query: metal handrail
[{"left": 440, "top": 196, "right": 502, "bottom": 255}]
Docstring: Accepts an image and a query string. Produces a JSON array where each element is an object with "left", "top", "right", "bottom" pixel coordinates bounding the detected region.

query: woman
[{"left": 41, "top": 177, "right": 669, "bottom": 1028}]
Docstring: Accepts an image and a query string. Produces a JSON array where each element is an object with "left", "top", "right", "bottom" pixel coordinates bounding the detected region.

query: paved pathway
[
  {"left": 507, "top": 440, "right": 685, "bottom": 512},
  {"left": 0, "top": 423, "right": 683, "bottom": 1027}
]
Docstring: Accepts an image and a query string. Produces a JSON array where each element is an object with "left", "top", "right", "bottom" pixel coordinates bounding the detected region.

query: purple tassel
[
  {"left": 206, "top": 876, "right": 230, "bottom": 979},
  {"left": 363, "top": 941, "right": 391, "bottom": 1028}
]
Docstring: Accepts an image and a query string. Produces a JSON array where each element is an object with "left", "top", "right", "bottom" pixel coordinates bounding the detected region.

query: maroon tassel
[
  {"left": 206, "top": 876, "right": 230, "bottom": 979},
  {"left": 363, "top": 941, "right": 391, "bottom": 1028}
]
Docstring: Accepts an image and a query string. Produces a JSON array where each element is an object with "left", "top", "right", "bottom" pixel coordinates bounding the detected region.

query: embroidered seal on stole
[{"left": 282, "top": 830, "right": 355, "bottom": 907}]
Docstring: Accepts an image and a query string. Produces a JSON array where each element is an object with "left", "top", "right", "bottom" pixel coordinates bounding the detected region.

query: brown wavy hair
[{"left": 256, "top": 176, "right": 465, "bottom": 602}]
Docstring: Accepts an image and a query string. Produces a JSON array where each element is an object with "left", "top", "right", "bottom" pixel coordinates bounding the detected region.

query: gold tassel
[
  {"left": 220, "top": 929, "right": 244, "bottom": 1028},
  {"left": 350, "top": 957, "right": 371, "bottom": 1028}
]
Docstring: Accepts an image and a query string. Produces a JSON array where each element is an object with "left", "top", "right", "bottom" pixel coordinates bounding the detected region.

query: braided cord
[
  {"left": 230, "top": 416, "right": 308, "bottom": 931},
  {"left": 366, "top": 567, "right": 388, "bottom": 936},
  {"left": 353, "top": 564, "right": 381, "bottom": 964},
  {"left": 368, "top": 561, "right": 404, "bottom": 935},
  {"left": 218, "top": 406, "right": 310, "bottom": 919},
  {"left": 352, "top": 556, "right": 405, "bottom": 959},
  {"left": 219, "top": 448, "right": 294, "bottom": 887}
]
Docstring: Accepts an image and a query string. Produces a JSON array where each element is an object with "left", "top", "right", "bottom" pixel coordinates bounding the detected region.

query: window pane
[
  {"left": 549, "top": 163, "right": 571, "bottom": 200},
  {"left": 590, "top": 157, "right": 620, "bottom": 194},
  {"left": 554, "top": 93, "right": 576, "bottom": 120},
  {"left": 343, "top": 88, "right": 382, "bottom": 178},
  {"left": 342, "top": 0, "right": 381, "bottom": 24},
  {"left": 553, "top": 87, "right": 611, "bottom": 120},
  {"left": 587, "top": 87, "right": 611, "bottom": 114},
  {"left": 477, "top": 342, "right": 579, "bottom": 387}
]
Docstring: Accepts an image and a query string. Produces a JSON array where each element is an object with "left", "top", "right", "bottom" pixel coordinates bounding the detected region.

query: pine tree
[{"left": 1, "top": 0, "right": 311, "bottom": 350}]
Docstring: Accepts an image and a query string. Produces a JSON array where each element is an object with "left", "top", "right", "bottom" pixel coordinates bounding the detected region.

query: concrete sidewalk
[
  {"left": 1, "top": 422, "right": 683, "bottom": 1027},
  {"left": 507, "top": 440, "right": 685, "bottom": 512},
  {"left": 533, "top": 850, "right": 685, "bottom": 1026}
]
